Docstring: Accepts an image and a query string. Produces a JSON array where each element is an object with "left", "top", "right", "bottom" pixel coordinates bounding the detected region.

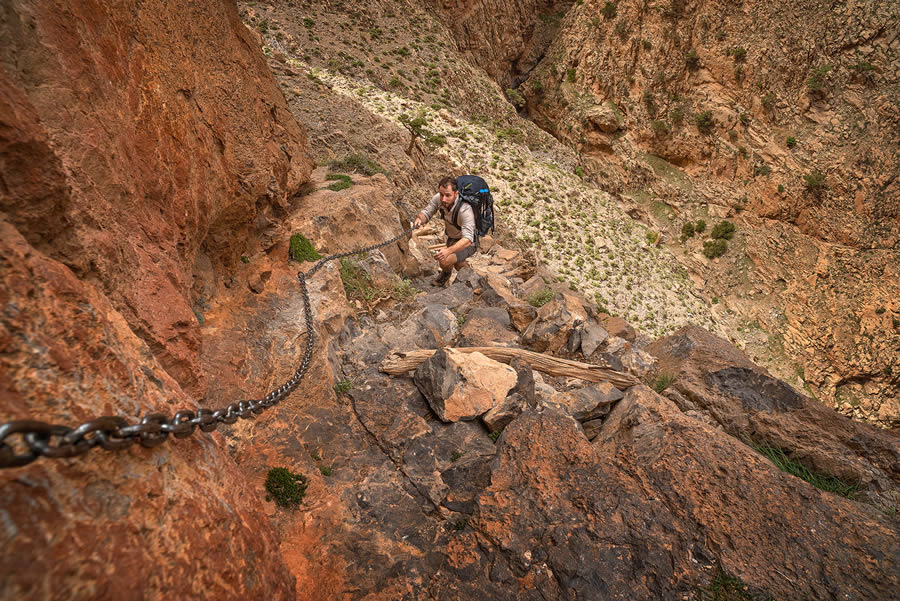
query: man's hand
[
  {"left": 434, "top": 247, "right": 452, "bottom": 263},
  {"left": 413, "top": 214, "right": 425, "bottom": 228}
]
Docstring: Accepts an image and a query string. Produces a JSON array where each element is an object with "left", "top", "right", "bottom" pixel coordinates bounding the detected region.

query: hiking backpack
[{"left": 451, "top": 175, "right": 495, "bottom": 240}]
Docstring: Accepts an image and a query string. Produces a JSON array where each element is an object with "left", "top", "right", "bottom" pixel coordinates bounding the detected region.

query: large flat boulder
[
  {"left": 414, "top": 348, "right": 518, "bottom": 422},
  {"left": 522, "top": 293, "right": 588, "bottom": 353}
]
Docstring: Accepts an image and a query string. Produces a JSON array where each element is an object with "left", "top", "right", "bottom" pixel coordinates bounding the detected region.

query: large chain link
[{"left": 0, "top": 218, "right": 416, "bottom": 469}]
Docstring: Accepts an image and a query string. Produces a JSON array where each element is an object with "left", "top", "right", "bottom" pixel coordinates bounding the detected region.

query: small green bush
[
  {"left": 806, "top": 64, "right": 832, "bottom": 92},
  {"left": 601, "top": 1, "right": 617, "bottom": 19},
  {"left": 653, "top": 373, "right": 674, "bottom": 392},
  {"left": 389, "top": 76, "right": 402, "bottom": 88},
  {"left": 488, "top": 431, "right": 502, "bottom": 442},
  {"left": 326, "top": 173, "right": 353, "bottom": 191},
  {"left": 703, "top": 239, "right": 728, "bottom": 258},
  {"left": 730, "top": 46, "right": 747, "bottom": 62},
  {"left": 450, "top": 451, "right": 463, "bottom": 462},
  {"left": 710, "top": 220, "right": 735, "bottom": 240},
  {"left": 303, "top": 17, "right": 314, "bottom": 29},
  {"left": 646, "top": 230, "right": 659, "bottom": 244},
  {"left": 330, "top": 153, "right": 387, "bottom": 176},
  {"left": 651, "top": 120, "right": 671, "bottom": 135},
  {"left": 851, "top": 61, "right": 875, "bottom": 73},
  {"left": 681, "top": 222, "right": 695, "bottom": 238},
  {"left": 426, "top": 133, "right": 447, "bottom": 146},
  {"left": 695, "top": 219, "right": 706, "bottom": 233},
  {"left": 761, "top": 91, "right": 776, "bottom": 110},
  {"left": 289, "top": 233, "right": 322, "bottom": 262},
  {"left": 319, "top": 465, "right": 333, "bottom": 477},
  {"left": 527, "top": 288, "right": 555, "bottom": 307},
  {"left": 506, "top": 87, "right": 526, "bottom": 109},
  {"left": 685, "top": 49, "right": 700, "bottom": 70},
  {"left": 265, "top": 467, "right": 308, "bottom": 508},
  {"left": 786, "top": 136, "right": 797, "bottom": 148},
  {"left": 334, "top": 379, "right": 353, "bottom": 395},
  {"left": 804, "top": 170, "right": 826, "bottom": 195},
  {"left": 695, "top": 110, "right": 714, "bottom": 134},
  {"left": 566, "top": 67, "right": 576, "bottom": 82}
]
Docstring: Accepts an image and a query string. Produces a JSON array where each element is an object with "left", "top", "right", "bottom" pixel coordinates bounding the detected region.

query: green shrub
[
  {"left": 651, "top": 120, "right": 671, "bottom": 135},
  {"left": 303, "top": 17, "right": 314, "bottom": 29},
  {"left": 786, "top": 136, "right": 797, "bottom": 148},
  {"left": 804, "top": 170, "right": 826, "bottom": 196},
  {"left": 450, "top": 451, "right": 463, "bottom": 462},
  {"left": 681, "top": 222, "right": 695, "bottom": 238},
  {"left": 851, "top": 61, "right": 875, "bottom": 73},
  {"left": 703, "top": 239, "right": 728, "bottom": 258},
  {"left": 319, "top": 465, "right": 333, "bottom": 477},
  {"left": 711, "top": 220, "right": 735, "bottom": 240},
  {"left": 265, "top": 467, "right": 308, "bottom": 508},
  {"left": 754, "top": 164, "right": 771, "bottom": 177},
  {"left": 389, "top": 76, "right": 402, "bottom": 88},
  {"left": 761, "top": 91, "right": 776, "bottom": 110},
  {"left": 575, "top": 165, "right": 584, "bottom": 178},
  {"left": 330, "top": 153, "right": 387, "bottom": 176},
  {"left": 334, "top": 379, "right": 353, "bottom": 395},
  {"left": 527, "top": 288, "right": 555, "bottom": 307},
  {"left": 806, "top": 64, "right": 832, "bottom": 92},
  {"left": 730, "top": 46, "right": 746, "bottom": 62},
  {"left": 778, "top": 184, "right": 785, "bottom": 193},
  {"left": 646, "top": 230, "right": 659, "bottom": 244},
  {"left": 566, "top": 67, "right": 576, "bottom": 82},
  {"left": 695, "top": 219, "right": 706, "bottom": 233},
  {"left": 326, "top": 173, "right": 353, "bottom": 191},
  {"left": 670, "top": 105, "right": 685, "bottom": 124},
  {"left": 601, "top": 1, "right": 617, "bottom": 19},
  {"left": 653, "top": 373, "right": 674, "bottom": 392},
  {"left": 426, "top": 133, "right": 447, "bottom": 146},
  {"left": 339, "top": 256, "right": 375, "bottom": 301},
  {"left": 289, "top": 233, "right": 322, "bottom": 262},
  {"left": 257, "top": 20, "right": 268, "bottom": 34},
  {"left": 750, "top": 440, "right": 860, "bottom": 499},
  {"left": 685, "top": 49, "right": 700, "bottom": 70},
  {"left": 506, "top": 87, "right": 526, "bottom": 109},
  {"left": 488, "top": 431, "right": 502, "bottom": 442},
  {"left": 695, "top": 110, "right": 714, "bottom": 134},
  {"left": 739, "top": 112, "right": 750, "bottom": 126}
]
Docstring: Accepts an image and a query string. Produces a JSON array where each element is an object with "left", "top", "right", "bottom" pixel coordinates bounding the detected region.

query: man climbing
[{"left": 413, "top": 176, "right": 476, "bottom": 286}]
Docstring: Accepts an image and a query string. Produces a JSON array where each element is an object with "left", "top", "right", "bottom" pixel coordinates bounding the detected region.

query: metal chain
[{"left": 0, "top": 218, "right": 416, "bottom": 469}]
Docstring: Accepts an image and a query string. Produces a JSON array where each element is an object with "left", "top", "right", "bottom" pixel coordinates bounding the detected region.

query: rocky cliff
[
  {"left": 0, "top": 0, "right": 310, "bottom": 597},
  {"left": 503, "top": 0, "right": 900, "bottom": 423},
  {"left": 2, "top": 0, "right": 899, "bottom": 599}
]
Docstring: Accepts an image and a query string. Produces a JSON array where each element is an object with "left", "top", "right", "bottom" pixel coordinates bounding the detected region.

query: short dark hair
[{"left": 438, "top": 176, "right": 458, "bottom": 191}]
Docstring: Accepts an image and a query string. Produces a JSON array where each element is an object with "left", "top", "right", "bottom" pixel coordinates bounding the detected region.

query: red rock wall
[
  {"left": 0, "top": 0, "right": 312, "bottom": 397},
  {"left": 426, "top": 0, "right": 569, "bottom": 87},
  {"left": 0, "top": 0, "right": 311, "bottom": 597}
]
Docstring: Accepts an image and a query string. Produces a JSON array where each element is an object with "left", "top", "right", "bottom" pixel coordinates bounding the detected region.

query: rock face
[
  {"left": 0, "top": 0, "right": 312, "bottom": 397},
  {"left": 0, "top": 0, "right": 311, "bottom": 597},
  {"left": 475, "top": 390, "right": 899, "bottom": 600},
  {"left": 647, "top": 326, "right": 900, "bottom": 508},
  {"left": 0, "top": 222, "right": 295, "bottom": 600},
  {"left": 426, "top": 0, "right": 570, "bottom": 88},
  {"left": 500, "top": 0, "right": 900, "bottom": 421}
]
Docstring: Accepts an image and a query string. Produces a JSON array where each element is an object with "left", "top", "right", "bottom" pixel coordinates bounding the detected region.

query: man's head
[{"left": 438, "top": 176, "right": 458, "bottom": 209}]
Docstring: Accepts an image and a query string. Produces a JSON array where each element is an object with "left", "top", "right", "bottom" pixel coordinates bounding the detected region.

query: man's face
[{"left": 439, "top": 185, "right": 458, "bottom": 209}]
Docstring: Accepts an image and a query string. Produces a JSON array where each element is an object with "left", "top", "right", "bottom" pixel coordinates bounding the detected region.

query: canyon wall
[{"left": 0, "top": 0, "right": 311, "bottom": 597}]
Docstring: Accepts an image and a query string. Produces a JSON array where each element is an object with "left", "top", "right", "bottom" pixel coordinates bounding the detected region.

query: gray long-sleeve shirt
[{"left": 420, "top": 193, "right": 476, "bottom": 243}]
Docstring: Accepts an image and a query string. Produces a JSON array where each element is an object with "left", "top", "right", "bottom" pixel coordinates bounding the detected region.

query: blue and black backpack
[{"left": 452, "top": 175, "right": 495, "bottom": 241}]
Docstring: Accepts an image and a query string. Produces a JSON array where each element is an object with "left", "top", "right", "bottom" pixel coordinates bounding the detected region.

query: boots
[{"left": 433, "top": 270, "right": 452, "bottom": 286}]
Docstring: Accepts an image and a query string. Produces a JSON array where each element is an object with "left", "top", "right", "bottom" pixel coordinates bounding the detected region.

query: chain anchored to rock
[{"left": 0, "top": 222, "right": 415, "bottom": 469}]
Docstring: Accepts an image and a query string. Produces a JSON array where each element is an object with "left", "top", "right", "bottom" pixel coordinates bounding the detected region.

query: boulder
[
  {"left": 545, "top": 381, "right": 624, "bottom": 421},
  {"left": 381, "top": 304, "right": 459, "bottom": 350},
  {"left": 458, "top": 307, "right": 520, "bottom": 347},
  {"left": 522, "top": 293, "right": 588, "bottom": 353},
  {"left": 580, "top": 319, "right": 609, "bottom": 357},
  {"left": 647, "top": 326, "right": 900, "bottom": 508},
  {"left": 481, "top": 274, "right": 536, "bottom": 331},
  {"left": 605, "top": 317, "right": 636, "bottom": 342},
  {"left": 622, "top": 347, "right": 657, "bottom": 378},
  {"left": 414, "top": 348, "right": 518, "bottom": 422},
  {"left": 483, "top": 392, "right": 529, "bottom": 433},
  {"left": 416, "top": 281, "right": 474, "bottom": 309}
]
